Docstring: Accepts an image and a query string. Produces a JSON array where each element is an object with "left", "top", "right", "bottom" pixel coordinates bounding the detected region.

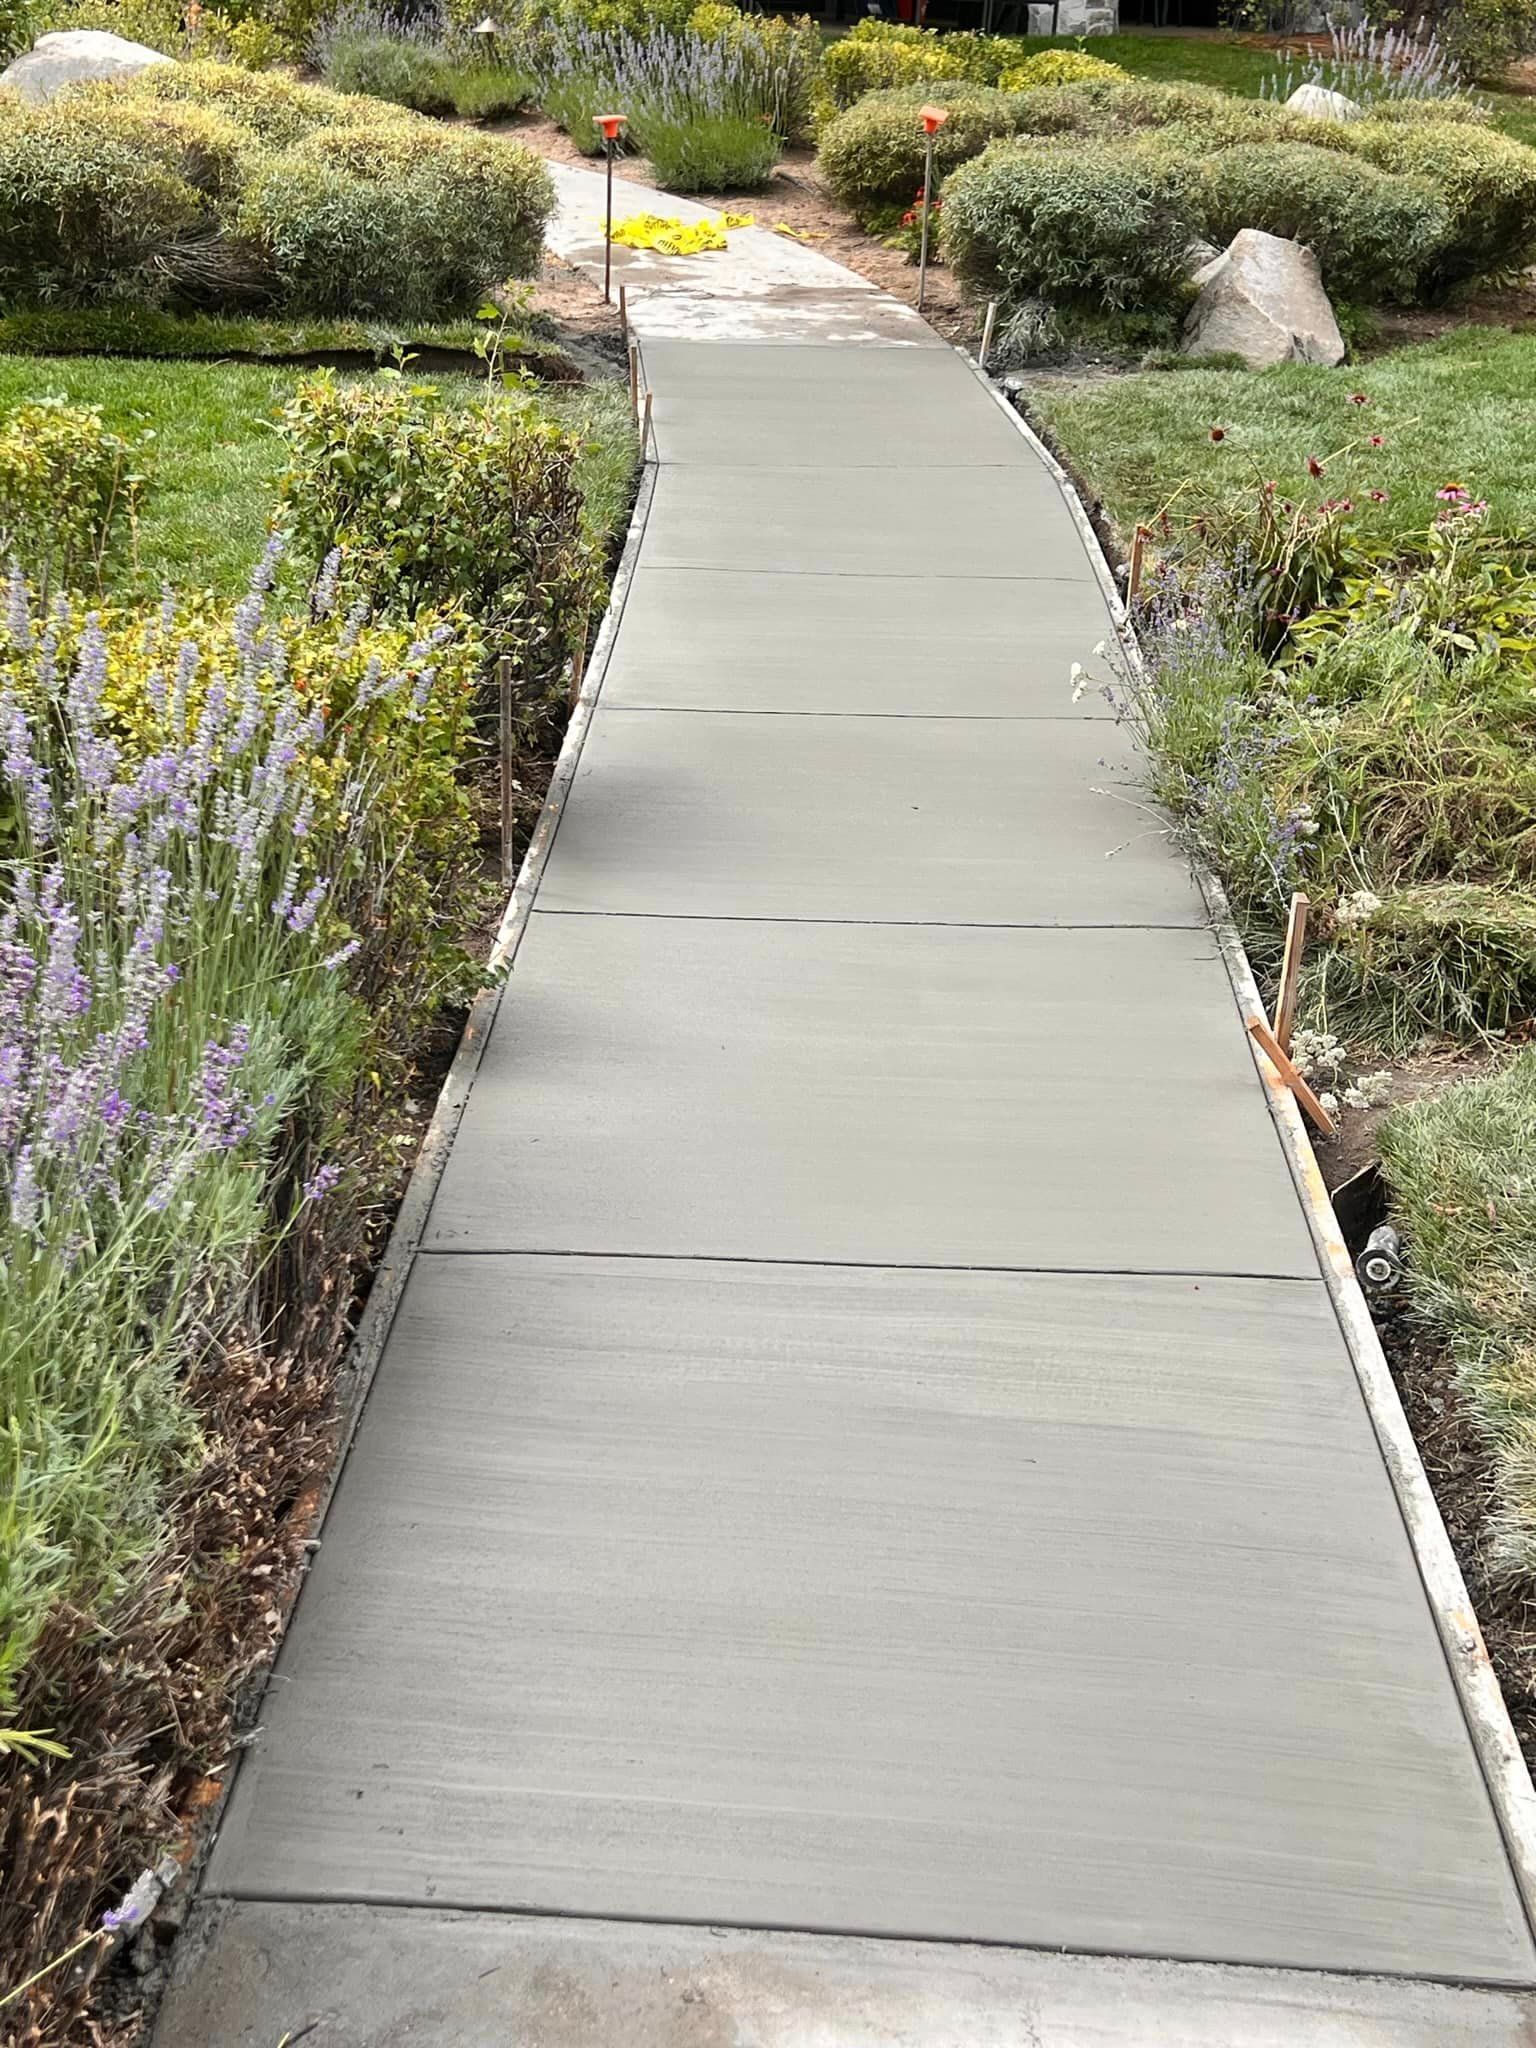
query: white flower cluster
[
  {"left": 1335, "top": 887, "right": 1383, "bottom": 931},
  {"left": 1291, "top": 1026, "right": 1347, "bottom": 1082}
]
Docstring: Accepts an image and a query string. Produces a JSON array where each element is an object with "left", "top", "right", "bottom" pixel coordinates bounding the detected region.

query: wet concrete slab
[
  {"left": 640, "top": 463, "right": 1097, "bottom": 581},
  {"left": 599, "top": 567, "right": 1118, "bottom": 718},
  {"left": 539, "top": 708, "right": 1201, "bottom": 926},
  {"left": 157, "top": 1904, "right": 1536, "bottom": 2048},
  {"left": 641, "top": 340, "right": 1036, "bottom": 466},
  {"left": 204, "top": 1256, "right": 1534, "bottom": 1984},
  {"left": 423, "top": 916, "right": 1317, "bottom": 1275}
]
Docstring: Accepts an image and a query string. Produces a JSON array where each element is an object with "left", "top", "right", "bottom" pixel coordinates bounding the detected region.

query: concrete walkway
[{"left": 158, "top": 171, "right": 1536, "bottom": 2044}]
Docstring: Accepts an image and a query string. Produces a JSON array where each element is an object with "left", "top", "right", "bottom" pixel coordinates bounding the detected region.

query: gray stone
[
  {"left": 1183, "top": 228, "right": 1346, "bottom": 369},
  {"left": 0, "top": 28, "right": 171, "bottom": 102},
  {"left": 1285, "top": 80, "right": 1363, "bottom": 121}
]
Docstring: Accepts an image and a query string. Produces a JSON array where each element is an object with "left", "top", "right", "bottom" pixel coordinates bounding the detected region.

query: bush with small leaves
[
  {"left": 1336, "top": 117, "right": 1536, "bottom": 287},
  {"left": 0, "top": 397, "right": 145, "bottom": 597},
  {"left": 1193, "top": 140, "right": 1449, "bottom": 300},
  {"left": 942, "top": 136, "right": 1198, "bottom": 317},
  {"left": 114, "top": 57, "right": 413, "bottom": 146},
  {"left": 818, "top": 81, "right": 1021, "bottom": 220},
  {"left": 0, "top": 104, "right": 204, "bottom": 305}
]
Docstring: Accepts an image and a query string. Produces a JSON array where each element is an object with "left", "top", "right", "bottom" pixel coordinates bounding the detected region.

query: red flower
[
  {"left": 1349, "top": 391, "right": 1369, "bottom": 406},
  {"left": 1368, "top": 434, "right": 1384, "bottom": 448},
  {"left": 1306, "top": 455, "right": 1325, "bottom": 478},
  {"left": 1209, "top": 425, "right": 1226, "bottom": 442},
  {"left": 1368, "top": 488, "right": 1388, "bottom": 503},
  {"left": 1436, "top": 482, "right": 1469, "bottom": 503}
]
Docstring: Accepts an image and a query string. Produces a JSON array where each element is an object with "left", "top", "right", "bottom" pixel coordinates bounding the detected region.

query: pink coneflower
[
  {"left": 1209, "top": 426, "right": 1226, "bottom": 442},
  {"left": 1436, "top": 482, "right": 1469, "bottom": 502},
  {"left": 1368, "top": 434, "right": 1384, "bottom": 448},
  {"left": 1349, "top": 391, "right": 1369, "bottom": 406},
  {"left": 1368, "top": 488, "right": 1389, "bottom": 502},
  {"left": 1306, "top": 455, "right": 1325, "bottom": 478}
]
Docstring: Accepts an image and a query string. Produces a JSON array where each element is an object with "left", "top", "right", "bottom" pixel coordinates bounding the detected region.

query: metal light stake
[
  {"left": 916, "top": 106, "right": 948, "bottom": 314},
  {"left": 594, "top": 112, "right": 627, "bottom": 303}
]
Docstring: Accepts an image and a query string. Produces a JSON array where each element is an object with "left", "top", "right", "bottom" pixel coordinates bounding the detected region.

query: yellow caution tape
[{"left": 608, "top": 210, "right": 756, "bottom": 256}]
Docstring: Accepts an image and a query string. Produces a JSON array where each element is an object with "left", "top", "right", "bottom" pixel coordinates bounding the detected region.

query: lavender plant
[
  {"left": 0, "top": 543, "right": 475, "bottom": 1714},
  {"left": 1261, "top": 22, "right": 1471, "bottom": 108}
]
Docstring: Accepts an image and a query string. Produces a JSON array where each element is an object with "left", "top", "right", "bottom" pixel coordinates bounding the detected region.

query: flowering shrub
[
  {"left": 998, "top": 48, "right": 1126, "bottom": 89},
  {"left": 0, "top": 545, "right": 482, "bottom": 1719},
  {"left": 813, "top": 19, "right": 1033, "bottom": 120}
]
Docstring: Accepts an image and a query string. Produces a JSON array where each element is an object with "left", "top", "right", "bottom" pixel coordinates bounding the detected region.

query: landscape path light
[
  {"left": 594, "top": 111, "right": 628, "bottom": 303},
  {"left": 917, "top": 105, "right": 948, "bottom": 313}
]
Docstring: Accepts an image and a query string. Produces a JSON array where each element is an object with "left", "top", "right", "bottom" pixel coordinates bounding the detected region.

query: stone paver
[{"left": 161, "top": 161, "right": 1536, "bottom": 2044}]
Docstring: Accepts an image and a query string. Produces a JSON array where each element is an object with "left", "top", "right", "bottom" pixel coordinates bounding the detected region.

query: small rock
[
  {"left": 1285, "top": 81, "right": 1363, "bottom": 123},
  {"left": 0, "top": 29, "right": 172, "bottom": 104},
  {"left": 1182, "top": 228, "right": 1345, "bottom": 370}
]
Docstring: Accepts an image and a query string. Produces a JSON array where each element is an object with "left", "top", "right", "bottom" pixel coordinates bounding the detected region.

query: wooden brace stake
[
  {"left": 1273, "top": 891, "right": 1309, "bottom": 1057},
  {"left": 627, "top": 344, "right": 640, "bottom": 423},
  {"left": 1247, "top": 1015, "right": 1336, "bottom": 1136},
  {"left": 618, "top": 283, "right": 628, "bottom": 345},
  {"left": 641, "top": 387, "right": 653, "bottom": 454},
  {"left": 1127, "top": 525, "right": 1150, "bottom": 604}
]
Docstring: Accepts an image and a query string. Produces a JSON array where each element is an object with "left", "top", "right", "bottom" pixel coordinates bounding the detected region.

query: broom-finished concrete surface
[{"left": 164, "top": 167, "right": 1536, "bottom": 2042}]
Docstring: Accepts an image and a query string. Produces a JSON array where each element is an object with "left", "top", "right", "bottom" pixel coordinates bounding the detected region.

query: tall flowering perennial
[{"left": 0, "top": 544, "right": 472, "bottom": 1712}]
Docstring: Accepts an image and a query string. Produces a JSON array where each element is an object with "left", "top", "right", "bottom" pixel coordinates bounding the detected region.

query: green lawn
[
  {"left": 1028, "top": 327, "right": 1536, "bottom": 548},
  {"left": 0, "top": 352, "right": 637, "bottom": 599},
  {"left": 0, "top": 354, "right": 298, "bottom": 598},
  {"left": 1032, "top": 30, "right": 1536, "bottom": 146}
]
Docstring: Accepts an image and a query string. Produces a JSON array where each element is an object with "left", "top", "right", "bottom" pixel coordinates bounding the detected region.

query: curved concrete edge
[
  {"left": 962, "top": 356, "right": 1536, "bottom": 1941},
  {"left": 154, "top": 1902, "right": 1536, "bottom": 2047},
  {"left": 141, "top": 456, "right": 660, "bottom": 1928}
]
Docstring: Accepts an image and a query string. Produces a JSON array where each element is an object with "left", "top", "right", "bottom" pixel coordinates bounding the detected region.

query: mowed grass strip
[
  {"left": 1027, "top": 328, "right": 1536, "bottom": 547},
  {"left": 0, "top": 353, "right": 639, "bottom": 599}
]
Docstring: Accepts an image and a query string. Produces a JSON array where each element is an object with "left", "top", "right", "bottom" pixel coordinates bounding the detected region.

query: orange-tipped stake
[
  {"left": 594, "top": 113, "right": 628, "bottom": 301},
  {"left": 917, "top": 107, "right": 949, "bottom": 311}
]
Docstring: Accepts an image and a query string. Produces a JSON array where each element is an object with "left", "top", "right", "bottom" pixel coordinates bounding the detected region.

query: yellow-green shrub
[
  {"left": 0, "top": 398, "right": 143, "bottom": 596},
  {"left": 60, "top": 83, "right": 254, "bottom": 198},
  {"left": 998, "top": 49, "right": 1125, "bottom": 89},
  {"left": 114, "top": 57, "right": 419, "bottom": 146}
]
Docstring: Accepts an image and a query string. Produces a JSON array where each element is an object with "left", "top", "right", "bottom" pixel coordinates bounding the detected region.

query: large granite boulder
[
  {"left": 1285, "top": 81, "right": 1363, "bottom": 122},
  {"left": 0, "top": 29, "right": 172, "bottom": 104},
  {"left": 1183, "top": 228, "right": 1345, "bottom": 369}
]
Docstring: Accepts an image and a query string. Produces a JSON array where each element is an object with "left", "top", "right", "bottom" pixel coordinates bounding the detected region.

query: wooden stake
[
  {"left": 568, "top": 621, "right": 588, "bottom": 714},
  {"left": 1247, "top": 1015, "right": 1336, "bottom": 1137},
  {"left": 978, "top": 299, "right": 997, "bottom": 373},
  {"left": 641, "top": 387, "right": 653, "bottom": 455},
  {"left": 618, "top": 282, "right": 628, "bottom": 345},
  {"left": 627, "top": 343, "right": 640, "bottom": 423},
  {"left": 1273, "top": 891, "right": 1310, "bottom": 1057},
  {"left": 496, "top": 654, "right": 515, "bottom": 888},
  {"left": 1127, "top": 524, "right": 1150, "bottom": 603}
]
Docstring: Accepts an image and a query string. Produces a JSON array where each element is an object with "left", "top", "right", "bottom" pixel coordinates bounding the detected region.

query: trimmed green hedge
[
  {"left": 818, "top": 82, "right": 1022, "bottom": 220},
  {"left": 0, "top": 62, "right": 554, "bottom": 317}
]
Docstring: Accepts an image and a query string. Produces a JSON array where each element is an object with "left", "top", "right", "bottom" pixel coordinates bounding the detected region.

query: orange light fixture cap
[
  {"left": 919, "top": 104, "right": 949, "bottom": 134},
  {"left": 594, "top": 111, "right": 627, "bottom": 139}
]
